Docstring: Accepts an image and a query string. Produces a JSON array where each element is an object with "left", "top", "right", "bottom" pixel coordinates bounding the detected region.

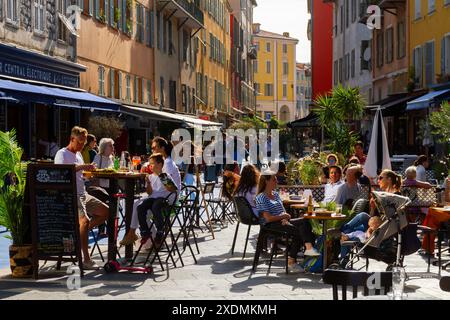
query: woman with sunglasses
[
  {"left": 256, "top": 172, "right": 320, "bottom": 274},
  {"left": 340, "top": 169, "right": 402, "bottom": 235}
]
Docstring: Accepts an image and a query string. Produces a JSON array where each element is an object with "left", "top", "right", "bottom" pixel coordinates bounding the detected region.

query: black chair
[
  {"left": 440, "top": 276, "right": 450, "bottom": 292},
  {"left": 231, "top": 196, "right": 260, "bottom": 258},
  {"left": 252, "top": 225, "right": 295, "bottom": 275},
  {"left": 322, "top": 269, "right": 392, "bottom": 300}
]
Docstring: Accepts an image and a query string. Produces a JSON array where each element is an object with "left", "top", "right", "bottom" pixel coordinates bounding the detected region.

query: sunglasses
[{"left": 378, "top": 176, "right": 385, "bottom": 181}]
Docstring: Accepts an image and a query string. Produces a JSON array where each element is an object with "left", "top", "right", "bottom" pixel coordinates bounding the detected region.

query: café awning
[
  {"left": 120, "top": 105, "right": 223, "bottom": 131},
  {"left": 0, "top": 78, "right": 120, "bottom": 111},
  {"left": 406, "top": 88, "right": 450, "bottom": 111},
  {"left": 287, "top": 112, "right": 319, "bottom": 128},
  {"left": 366, "top": 92, "right": 426, "bottom": 117}
]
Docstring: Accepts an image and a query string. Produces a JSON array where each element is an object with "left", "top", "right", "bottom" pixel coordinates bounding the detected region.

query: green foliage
[
  {"left": 432, "top": 156, "right": 450, "bottom": 182},
  {"left": 229, "top": 115, "right": 267, "bottom": 130},
  {"left": 295, "top": 155, "right": 323, "bottom": 185},
  {"left": 88, "top": 116, "right": 125, "bottom": 140},
  {"left": 314, "top": 86, "right": 364, "bottom": 159},
  {"left": 0, "top": 130, "right": 29, "bottom": 245},
  {"left": 114, "top": 8, "right": 121, "bottom": 23},
  {"left": 430, "top": 101, "right": 450, "bottom": 144}
]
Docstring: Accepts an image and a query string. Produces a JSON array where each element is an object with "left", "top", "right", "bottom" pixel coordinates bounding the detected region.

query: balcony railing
[{"left": 174, "top": 0, "right": 204, "bottom": 26}]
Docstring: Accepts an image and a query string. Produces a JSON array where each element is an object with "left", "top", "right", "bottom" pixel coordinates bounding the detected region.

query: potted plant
[
  {"left": 296, "top": 154, "right": 323, "bottom": 186},
  {"left": 0, "top": 129, "right": 32, "bottom": 278}
]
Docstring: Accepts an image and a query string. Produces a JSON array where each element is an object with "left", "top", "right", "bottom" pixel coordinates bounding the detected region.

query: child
[
  {"left": 120, "top": 153, "right": 176, "bottom": 247},
  {"left": 339, "top": 216, "right": 382, "bottom": 265}
]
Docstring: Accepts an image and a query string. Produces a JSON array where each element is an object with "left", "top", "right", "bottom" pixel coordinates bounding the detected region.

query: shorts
[{"left": 77, "top": 193, "right": 108, "bottom": 220}]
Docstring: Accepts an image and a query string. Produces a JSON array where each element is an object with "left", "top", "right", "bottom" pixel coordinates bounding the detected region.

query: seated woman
[
  {"left": 341, "top": 169, "right": 402, "bottom": 235},
  {"left": 256, "top": 172, "right": 320, "bottom": 274},
  {"left": 403, "top": 166, "right": 432, "bottom": 188},
  {"left": 92, "top": 138, "right": 115, "bottom": 193},
  {"left": 235, "top": 164, "right": 260, "bottom": 217}
]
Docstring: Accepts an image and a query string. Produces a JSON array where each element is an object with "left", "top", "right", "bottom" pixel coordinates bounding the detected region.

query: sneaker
[
  {"left": 83, "top": 260, "right": 100, "bottom": 270},
  {"left": 304, "top": 248, "right": 321, "bottom": 257},
  {"left": 288, "top": 263, "right": 305, "bottom": 274},
  {"left": 119, "top": 233, "right": 139, "bottom": 246}
]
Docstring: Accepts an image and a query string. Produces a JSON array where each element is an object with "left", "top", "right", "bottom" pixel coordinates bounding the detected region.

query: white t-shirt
[
  {"left": 416, "top": 165, "right": 427, "bottom": 182},
  {"left": 146, "top": 174, "right": 171, "bottom": 199},
  {"left": 54, "top": 147, "right": 85, "bottom": 196},
  {"left": 324, "top": 180, "right": 344, "bottom": 203},
  {"left": 163, "top": 157, "right": 181, "bottom": 192},
  {"left": 93, "top": 154, "right": 114, "bottom": 188}
]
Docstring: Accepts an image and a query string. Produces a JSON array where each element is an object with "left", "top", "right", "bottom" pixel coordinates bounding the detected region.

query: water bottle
[{"left": 120, "top": 151, "right": 126, "bottom": 169}]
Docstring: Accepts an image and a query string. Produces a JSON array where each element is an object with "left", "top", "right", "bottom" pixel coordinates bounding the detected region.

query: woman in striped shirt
[{"left": 256, "top": 172, "right": 320, "bottom": 273}]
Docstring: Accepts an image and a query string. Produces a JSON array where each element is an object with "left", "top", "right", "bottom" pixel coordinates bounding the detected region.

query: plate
[{"left": 314, "top": 209, "right": 334, "bottom": 216}]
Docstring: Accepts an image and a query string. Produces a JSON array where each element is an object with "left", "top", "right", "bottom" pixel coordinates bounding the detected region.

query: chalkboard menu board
[{"left": 28, "top": 163, "right": 82, "bottom": 279}]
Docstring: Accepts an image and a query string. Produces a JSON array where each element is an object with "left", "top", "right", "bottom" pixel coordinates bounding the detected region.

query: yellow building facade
[
  {"left": 253, "top": 24, "right": 298, "bottom": 122},
  {"left": 410, "top": 0, "right": 450, "bottom": 89},
  {"left": 194, "top": 0, "right": 232, "bottom": 124}
]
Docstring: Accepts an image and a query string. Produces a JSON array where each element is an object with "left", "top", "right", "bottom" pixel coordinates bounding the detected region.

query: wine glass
[{"left": 132, "top": 156, "right": 141, "bottom": 172}]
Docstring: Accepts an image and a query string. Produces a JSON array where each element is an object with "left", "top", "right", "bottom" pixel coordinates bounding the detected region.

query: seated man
[
  {"left": 323, "top": 165, "right": 344, "bottom": 204},
  {"left": 54, "top": 126, "right": 109, "bottom": 270},
  {"left": 335, "top": 164, "right": 363, "bottom": 208}
]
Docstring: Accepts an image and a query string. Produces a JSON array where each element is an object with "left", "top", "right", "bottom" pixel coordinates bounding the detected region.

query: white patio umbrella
[{"left": 364, "top": 107, "right": 391, "bottom": 181}]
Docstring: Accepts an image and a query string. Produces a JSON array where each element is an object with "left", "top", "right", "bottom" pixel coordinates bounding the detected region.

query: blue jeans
[{"left": 341, "top": 212, "right": 370, "bottom": 234}]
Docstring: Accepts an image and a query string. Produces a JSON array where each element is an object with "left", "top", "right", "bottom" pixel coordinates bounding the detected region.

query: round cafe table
[
  {"left": 88, "top": 171, "right": 147, "bottom": 260},
  {"left": 302, "top": 212, "right": 347, "bottom": 272}
]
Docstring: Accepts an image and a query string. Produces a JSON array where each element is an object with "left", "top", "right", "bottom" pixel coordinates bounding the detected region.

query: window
[
  {"left": 156, "top": 11, "right": 161, "bottom": 49},
  {"left": 283, "top": 44, "right": 287, "bottom": 54},
  {"left": 254, "top": 83, "right": 260, "bottom": 94},
  {"left": 7, "top": 0, "right": 19, "bottom": 22},
  {"left": 117, "top": 71, "right": 122, "bottom": 99},
  {"left": 339, "top": 58, "right": 343, "bottom": 83},
  {"left": 140, "top": 78, "right": 145, "bottom": 104},
  {"left": 397, "top": 22, "right": 406, "bottom": 59},
  {"left": 415, "top": 0, "right": 421, "bottom": 19},
  {"left": 377, "top": 32, "right": 384, "bottom": 67},
  {"left": 34, "top": 0, "right": 45, "bottom": 32},
  {"left": 116, "top": 0, "right": 122, "bottom": 29},
  {"left": 168, "top": 21, "right": 173, "bottom": 55},
  {"left": 413, "top": 46, "right": 423, "bottom": 86},
  {"left": 266, "top": 42, "right": 271, "bottom": 52},
  {"left": 283, "top": 62, "right": 289, "bottom": 76},
  {"left": 109, "top": 0, "right": 114, "bottom": 26},
  {"left": 183, "top": 30, "right": 189, "bottom": 62},
  {"left": 136, "top": 4, "right": 144, "bottom": 43},
  {"left": 282, "top": 84, "right": 287, "bottom": 98},
  {"left": 361, "top": 40, "right": 371, "bottom": 71},
  {"left": 442, "top": 35, "right": 450, "bottom": 76},
  {"left": 386, "top": 27, "right": 394, "bottom": 64},
  {"left": 351, "top": 0, "right": 356, "bottom": 22},
  {"left": 57, "top": 0, "right": 68, "bottom": 41},
  {"left": 334, "top": 60, "right": 339, "bottom": 85},
  {"left": 109, "top": 68, "right": 114, "bottom": 98},
  {"left": 340, "top": 5, "right": 344, "bottom": 33},
  {"left": 146, "top": 9, "right": 154, "bottom": 47},
  {"left": 428, "top": 0, "right": 435, "bottom": 14},
  {"left": 345, "top": 53, "right": 350, "bottom": 80},
  {"left": 126, "top": 74, "right": 131, "bottom": 101},
  {"left": 98, "top": 66, "right": 105, "bottom": 96},
  {"left": 160, "top": 77, "right": 165, "bottom": 106},
  {"left": 264, "top": 84, "right": 273, "bottom": 96},
  {"left": 351, "top": 50, "right": 355, "bottom": 78},
  {"left": 133, "top": 76, "right": 138, "bottom": 103},
  {"left": 169, "top": 80, "right": 176, "bottom": 110},
  {"left": 425, "top": 41, "right": 435, "bottom": 87},
  {"left": 346, "top": 0, "right": 349, "bottom": 28},
  {"left": 266, "top": 61, "right": 271, "bottom": 73}
]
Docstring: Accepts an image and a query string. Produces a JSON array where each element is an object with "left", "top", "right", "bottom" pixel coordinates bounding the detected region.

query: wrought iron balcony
[{"left": 157, "top": 0, "right": 204, "bottom": 29}]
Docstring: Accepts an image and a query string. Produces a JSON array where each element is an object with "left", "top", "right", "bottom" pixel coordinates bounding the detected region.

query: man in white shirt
[
  {"left": 54, "top": 126, "right": 109, "bottom": 270},
  {"left": 335, "top": 165, "right": 363, "bottom": 207},
  {"left": 324, "top": 165, "right": 344, "bottom": 203}
]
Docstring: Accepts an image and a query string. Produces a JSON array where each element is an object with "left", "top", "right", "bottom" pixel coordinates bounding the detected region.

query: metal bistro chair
[
  {"left": 201, "top": 182, "right": 225, "bottom": 227},
  {"left": 231, "top": 196, "right": 260, "bottom": 258},
  {"left": 322, "top": 269, "right": 392, "bottom": 300},
  {"left": 130, "top": 192, "right": 180, "bottom": 271}
]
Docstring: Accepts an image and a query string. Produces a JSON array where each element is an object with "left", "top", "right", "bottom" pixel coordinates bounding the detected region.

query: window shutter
[
  {"left": 110, "top": 69, "right": 114, "bottom": 97},
  {"left": 109, "top": 0, "right": 114, "bottom": 26},
  {"left": 122, "top": 0, "right": 126, "bottom": 32},
  {"left": 150, "top": 10, "right": 154, "bottom": 48},
  {"left": 118, "top": 71, "right": 122, "bottom": 99}
]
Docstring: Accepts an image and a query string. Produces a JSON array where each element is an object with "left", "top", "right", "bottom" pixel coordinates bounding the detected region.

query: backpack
[{"left": 302, "top": 235, "right": 325, "bottom": 273}]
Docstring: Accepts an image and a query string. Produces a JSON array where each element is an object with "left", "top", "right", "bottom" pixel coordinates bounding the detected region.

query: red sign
[{"left": 199, "top": 116, "right": 210, "bottom": 120}]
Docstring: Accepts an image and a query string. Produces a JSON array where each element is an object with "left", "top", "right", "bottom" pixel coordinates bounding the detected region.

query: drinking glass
[
  {"left": 132, "top": 156, "right": 141, "bottom": 172},
  {"left": 391, "top": 266, "right": 406, "bottom": 300},
  {"left": 336, "top": 204, "right": 343, "bottom": 215}
]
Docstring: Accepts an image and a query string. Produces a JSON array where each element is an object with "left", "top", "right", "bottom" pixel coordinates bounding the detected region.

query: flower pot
[{"left": 9, "top": 245, "right": 33, "bottom": 278}]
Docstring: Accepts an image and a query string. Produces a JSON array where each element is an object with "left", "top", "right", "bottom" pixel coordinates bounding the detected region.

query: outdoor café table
[
  {"left": 302, "top": 212, "right": 347, "bottom": 272},
  {"left": 89, "top": 171, "right": 147, "bottom": 261},
  {"left": 289, "top": 203, "right": 320, "bottom": 218}
]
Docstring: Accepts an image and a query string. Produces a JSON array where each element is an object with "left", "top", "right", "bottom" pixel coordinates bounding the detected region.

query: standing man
[{"left": 54, "top": 126, "right": 109, "bottom": 270}]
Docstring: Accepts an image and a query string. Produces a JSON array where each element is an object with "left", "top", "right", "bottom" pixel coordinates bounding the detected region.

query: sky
[{"left": 253, "top": 0, "right": 311, "bottom": 63}]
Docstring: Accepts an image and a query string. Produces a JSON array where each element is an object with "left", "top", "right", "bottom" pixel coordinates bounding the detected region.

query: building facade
[
  {"left": 309, "top": 0, "right": 333, "bottom": 100},
  {"left": 0, "top": 0, "right": 119, "bottom": 158},
  {"left": 296, "top": 63, "right": 312, "bottom": 119},
  {"left": 253, "top": 24, "right": 298, "bottom": 123},
  {"left": 193, "top": 0, "right": 231, "bottom": 125},
  {"left": 229, "top": 0, "right": 256, "bottom": 120},
  {"left": 332, "top": 0, "right": 373, "bottom": 103}
]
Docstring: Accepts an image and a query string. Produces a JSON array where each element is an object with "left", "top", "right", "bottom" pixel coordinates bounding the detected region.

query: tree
[
  {"left": 313, "top": 85, "right": 365, "bottom": 159},
  {"left": 430, "top": 101, "right": 450, "bottom": 143},
  {"left": 87, "top": 116, "right": 125, "bottom": 140}
]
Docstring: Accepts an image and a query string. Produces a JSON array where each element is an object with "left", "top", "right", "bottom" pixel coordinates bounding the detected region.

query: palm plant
[
  {"left": 331, "top": 85, "right": 365, "bottom": 121},
  {"left": 0, "top": 129, "right": 29, "bottom": 245}
]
